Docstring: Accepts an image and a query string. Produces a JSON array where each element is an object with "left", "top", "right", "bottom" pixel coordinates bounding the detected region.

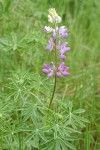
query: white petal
[
  {"left": 60, "top": 26, "right": 65, "bottom": 30},
  {"left": 48, "top": 15, "right": 53, "bottom": 23},
  {"left": 56, "top": 16, "right": 62, "bottom": 23}
]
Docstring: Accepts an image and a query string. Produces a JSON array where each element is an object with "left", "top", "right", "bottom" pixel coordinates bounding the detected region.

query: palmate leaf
[
  {"left": 24, "top": 126, "right": 47, "bottom": 149},
  {"left": 65, "top": 113, "right": 88, "bottom": 129},
  {"left": 22, "top": 101, "right": 45, "bottom": 124},
  {"left": 63, "top": 102, "right": 89, "bottom": 129},
  {"left": 42, "top": 137, "right": 76, "bottom": 150},
  {"left": 59, "top": 138, "right": 76, "bottom": 150},
  {"left": 41, "top": 122, "right": 77, "bottom": 150},
  {"left": 42, "top": 139, "right": 55, "bottom": 150}
]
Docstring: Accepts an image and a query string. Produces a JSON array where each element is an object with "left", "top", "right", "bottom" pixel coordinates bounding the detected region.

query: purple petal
[
  {"left": 59, "top": 26, "right": 68, "bottom": 39},
  {"left": 60, "top": 49, "right": 64, "bottom": 55},
  {"left": 60, "top": 55, "right": 66, "bottom": 60},
  {"left": 48, "top": 70, "right": 53, "bottom": 78},
  {"left": 56, "top": 67, "right": 60, "bottom": 72},
  {"left": 42, "top": 69, "right": 49, "bottom": 74},
  {"left": 64, "top": 47, "right": 70, "bottom": 52},
  {"left": 59, "top": 62, "right": 64, "bottom": 68},
  {"left": 61, "top": 33, "right": 68, "bottom": 38},
  {"left": 46, "top": 45, "right": 53, "bottom": 51},
  {"left": 63, "top": 66, "right": 69, "bottom": 71},
  {"left": 57, "top": 71, "right": 62, "bottom": 78},
  {"left": 44, "top": 64, "right": 50, "bottom": 69},
  {"left": 61, "top": 42, "right": 68, "bottom": 48},
  {"left": 53, "top": 30, "right": 56, "bottom": 39},
  {"left": 49, "top": 38, "right": 54, "bottom": 45},
  {"left": 62, "top": 71, "right": 70, "bottom": 76}
]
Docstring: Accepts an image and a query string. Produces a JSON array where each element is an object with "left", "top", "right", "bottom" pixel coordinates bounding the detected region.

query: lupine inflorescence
[{"left": 42, "top": 8, "right": 70, "bottom": 78}]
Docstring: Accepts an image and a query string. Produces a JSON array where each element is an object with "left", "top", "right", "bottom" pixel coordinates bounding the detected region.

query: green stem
[
  {"left": 48, "top": 33, "right": 57, "bottom": 109},
  {"left": 48, "top": 73, "right": 57, "bottom": 109}
]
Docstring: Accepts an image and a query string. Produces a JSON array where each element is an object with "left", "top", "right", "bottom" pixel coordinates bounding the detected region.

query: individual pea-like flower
[
  {"left": 59, "top": 26, "right": 68, "bottom": 38},
  {"left": 42, "top": 62, "right": 55, "bottom": 78},
  {"left": 44, "top": 26, "right": 52, "bottom": 33},
  {"left": 48, "top": 8, "right": 61, "bottom": 23},
  {"left": 46, "top": 38, "right": 54, "bottom": 51},
  {"left": 59, "top": 51, "right": 66, "bottom": 60},
  {"left": 56, "top": 62, "right": 70, "bottom": 78},
  {"left": 57, "top": 41, "right": 70, "bottom": 60}
]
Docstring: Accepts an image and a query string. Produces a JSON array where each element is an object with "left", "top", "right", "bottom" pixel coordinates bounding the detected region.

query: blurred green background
[{"left": 0, "top": 0, "right": 100, "bottom": 149}]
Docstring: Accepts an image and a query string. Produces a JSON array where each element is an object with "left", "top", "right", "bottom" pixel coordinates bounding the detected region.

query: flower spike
[
  {"left": 43, "top": 8, "right": 70, "bottom": 78},
  {"left": 42, "top": 8, "right": 70, "bottom": 108}
]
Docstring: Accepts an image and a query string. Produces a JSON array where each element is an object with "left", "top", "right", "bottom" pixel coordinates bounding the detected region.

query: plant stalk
[
  {"left": 48, "top": 73, "right": 57, "bottom": 109},
  {"left": 48, "top": 32, "right": 57, "bottom": 109}
]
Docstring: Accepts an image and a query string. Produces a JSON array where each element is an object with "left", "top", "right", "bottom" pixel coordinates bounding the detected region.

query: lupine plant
[
  {"left": 43, "top": 8, "right": 70, "bottom": 108},
  {"left": 41, "top": 8, "right": 88, "bottom": 150}
]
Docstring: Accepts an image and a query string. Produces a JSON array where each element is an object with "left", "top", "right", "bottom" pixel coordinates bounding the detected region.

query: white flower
[
  {"left": 55, "top": 16, "right": 62, "bottom": 23},
  {"left": 48, "top": 8, "right": 62, "bottom": 23},
  {"left": 48, "top": 8, "right": 57, "bottom": 18},
  {"left": 44, "top": 26, "right": 52, "bottom": 33}
]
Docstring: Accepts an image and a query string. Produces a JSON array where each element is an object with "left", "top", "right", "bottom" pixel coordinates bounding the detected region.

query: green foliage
[{"left": 0, "top": 0, "right": 100, "bottom": 149}]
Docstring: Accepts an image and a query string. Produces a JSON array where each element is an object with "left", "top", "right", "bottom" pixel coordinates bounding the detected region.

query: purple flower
[
  {"left": 46, "top": 38, "right": 54, "bottom": 51},
  {"left": 52, "top": 27, "right": 58, "bottom": 40},
  {"left": 59, "top": 26, "right": 68, "bottom": 38},
  {"left": 56, "top": 62, "right": 70, "bottom": 77},
  {"left": 53, "top": 29, "right": 56, "bottom": 39},
  {"left": 57, "top": 41, "right": 70, "bottom": 60},
  {"left": 42, "top": 62, "right": 55, "bottom": 78}
]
